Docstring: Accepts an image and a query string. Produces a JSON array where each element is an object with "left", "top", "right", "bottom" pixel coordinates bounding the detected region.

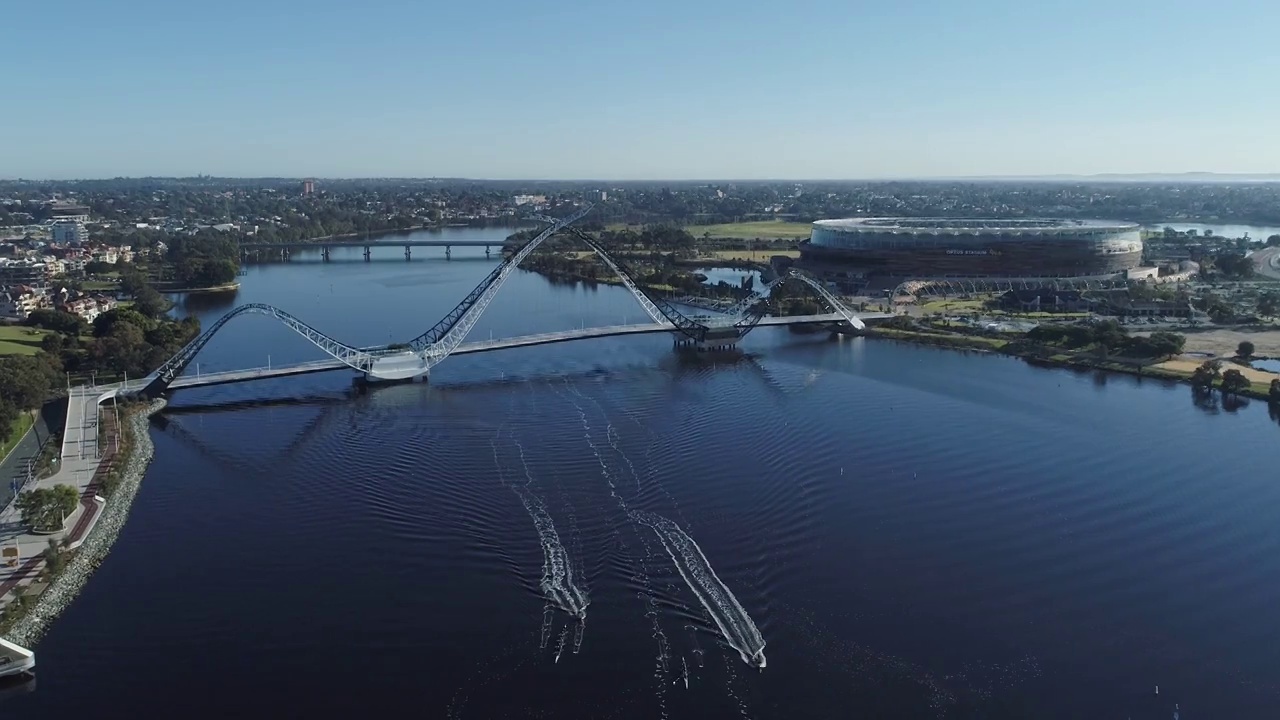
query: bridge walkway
[{"left": 166, "top": 313, "right": 886, "bottom": 390}]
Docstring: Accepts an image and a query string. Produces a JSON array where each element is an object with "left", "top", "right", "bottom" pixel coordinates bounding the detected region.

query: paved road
[{"left": 0, "top": 413, "right": 50, "bottom": 511}]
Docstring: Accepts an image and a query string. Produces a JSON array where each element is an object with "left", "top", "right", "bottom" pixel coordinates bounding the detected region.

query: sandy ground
[
  {"left": 1157, "top": 358, "right": 1280, "bottom": 385},
  {"left": 1160, "top": 327, "right": 1280, "bottom": 357}
]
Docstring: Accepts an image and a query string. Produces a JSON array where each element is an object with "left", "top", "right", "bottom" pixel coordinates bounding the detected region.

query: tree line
[{"left": 1025, "top": 320, "right": 1186, "bottom": 358}]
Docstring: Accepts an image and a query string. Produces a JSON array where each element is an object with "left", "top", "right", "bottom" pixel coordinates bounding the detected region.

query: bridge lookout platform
[{"left": 365, "top": 351, "right": 430, "bottom": 382}]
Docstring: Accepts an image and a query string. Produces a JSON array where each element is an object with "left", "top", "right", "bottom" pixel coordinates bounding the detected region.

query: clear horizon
[{"left": 5, "top": 0, "right": 1278, "bottom": 179}]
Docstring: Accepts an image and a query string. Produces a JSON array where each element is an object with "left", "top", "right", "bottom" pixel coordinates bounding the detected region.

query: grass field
[
  {"left": 919, "top": 298, "right": 989, "bottom": 314},
  {"left": 0, "top": 325, "right": 51, "bottom": 356},
  {"left": 1, "top": 412, "right": 35, "bottom": 461},
  {"left": 686, "top": 220, "right": 814, "bottom": 240}
]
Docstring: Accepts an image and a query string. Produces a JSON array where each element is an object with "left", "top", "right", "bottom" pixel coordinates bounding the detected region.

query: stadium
[{"left": 796, "top": 218, "right": 1144, "bottom": 293}]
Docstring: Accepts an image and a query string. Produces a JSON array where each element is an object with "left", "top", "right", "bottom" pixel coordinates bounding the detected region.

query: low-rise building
[
  {"left": 0, "top": 285, "right": 48, "bottom": 320},
  {"left": 51, "top": 290, "right": 116, "bottom": 323},
  {"left": 0, "top": 259, "right": 54, "bottom": 287}
]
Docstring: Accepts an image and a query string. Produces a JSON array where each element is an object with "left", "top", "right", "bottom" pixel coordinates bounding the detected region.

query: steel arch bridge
[{"left": 138, "top": 207, "right": 863, "bottom": 397}]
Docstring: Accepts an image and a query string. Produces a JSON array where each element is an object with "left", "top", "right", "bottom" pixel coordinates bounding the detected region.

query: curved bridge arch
[
  {"left": 141, "top": 303, "right": 376, "bottom": 397},
  {"left": 137, "top": 208, "right": 863, "bottom": 397},
  {"left": 141, "top": 207, "right": 595, "bottom": 396},
  {"left": 768, "top": 270, "right": 866, "bottom": 330}
]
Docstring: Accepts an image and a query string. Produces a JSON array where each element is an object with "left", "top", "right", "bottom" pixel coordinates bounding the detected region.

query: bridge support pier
[
  {"left": 672, "top": 336, "right": 742, "bottom": 353},
  {"left": 445, "top": 245, "right": 452, "bottom": 260},
  {"left": 405, "top": 246, "right": 412, "bottom": 261},
  {"left": 364, "top": 246, "right": 371, "bottom": 261},
  {"left": 280, "top": 249, "right": 291, "bottom": 261},
  {"left": 485, "top": 246, "right": 491, "bottom": 258},
  {"left": 321, "top": 247, "right": 331, "bottom": 262}
]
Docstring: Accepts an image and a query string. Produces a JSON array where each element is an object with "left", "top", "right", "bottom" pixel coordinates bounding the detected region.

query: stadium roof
[{"left": 813, "top": 218, "right": 1138, "bottom": 233}]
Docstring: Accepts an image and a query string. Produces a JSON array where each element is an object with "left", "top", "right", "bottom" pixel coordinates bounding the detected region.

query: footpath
[{"left": 0, "top": 386, "right": 115, "bottom": 611}]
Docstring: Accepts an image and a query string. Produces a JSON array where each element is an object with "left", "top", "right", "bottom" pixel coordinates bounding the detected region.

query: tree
[
  {"left": 1221, "top": 368, "right": 1251, "bottom": 396},
  {"left": 93, "top": 307, "right": 152, "bottom": 337},
  {"left": 1144, "top": 331, "right": 1186, "bottom": 358},
  {"left": 1210, "top": 252, "right": 1254, "bottom": 280},
  {"left": 0, "top": 355, "right": 59, "bottom": 411},
  {"left": 1238, "top": 340, "right": 1256, "bottom": 359},
  {"left": 40, "top": 333, "right": 66, "bottom": 355},
  {"left": 91, "top": 320, "right": 149, "bottom": 376},
  {"left": 25, "top": 309, "right": 86, "bottom": 335},
  {"left": 1190, "top": 360, "right": 1220, "bottom": 390},
  {"left": 1259, "top": 293, "right": 1280, "bottom": 318},
  {"left": 15, "top": 485, "right": 80, "bottom": 532},
  {"left": 1271, "top": 378, "right": 1280, "bottom": 404},
  {"left": 1267, "top": 235, "right": 1280, "bottom": 247},
  {"left": 119, "top": 268, "right": 150, "bottom": 297},
  {"left": 132, "top": 285, "right": 170, "bottom": 318}
]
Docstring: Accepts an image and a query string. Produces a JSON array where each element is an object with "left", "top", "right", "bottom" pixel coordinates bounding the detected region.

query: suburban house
[{"left": 0, "top": 285, "right": 49, "bottom": 320}]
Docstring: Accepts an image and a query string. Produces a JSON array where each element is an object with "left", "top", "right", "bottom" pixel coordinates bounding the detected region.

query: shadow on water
[
  {"left": 1192, "top": 386, "right": 1253, "bottom": 415},
  {"left": 159, "top": 347, "right": 771, "bottom": 415},
  {"left": 1222, "top": 394, "right": 1250, "bottom": 414},
  {"left": 155, "top": 401, "right": 347, "bottom": 476},
  {"left": 160, "top": 393, "right": 355, "bottom": 416},
  {"left": 1191, "top": 387, "right": 1220, "bottom": 415},
  {"left": 0, "top": 675, "right": 36, "bottom": 705},
  {"left": 175, "top": 289, "right": 240, "bottom": 315}
]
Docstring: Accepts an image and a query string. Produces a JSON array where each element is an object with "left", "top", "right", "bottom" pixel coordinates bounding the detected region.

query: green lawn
[
  {"left": 1, "top": 412, "right": 35, "bottom": 461},
  {"left": 919, "top": 298, "right": 989, "bottom": 314},
  {"left": 685, "top": 220, "right": 814, "bottom": 240},
  {"left": 0, "top": 325, "right": 50, "bottom": 356}
]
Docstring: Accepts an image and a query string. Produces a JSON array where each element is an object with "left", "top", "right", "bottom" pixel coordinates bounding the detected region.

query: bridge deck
[
  {"left": 241, "top": 239, "right": 505, "bottom": 249},
  {"left": 167, "top": 313, "right": 886, "bottom": 390}
]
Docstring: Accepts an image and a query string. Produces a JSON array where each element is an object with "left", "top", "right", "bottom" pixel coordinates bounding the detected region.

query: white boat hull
[{"left": 0, "top": 638, "right": 34, "bottom": 678}]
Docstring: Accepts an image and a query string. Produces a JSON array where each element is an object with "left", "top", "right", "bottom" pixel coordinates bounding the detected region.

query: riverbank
[
  {"left": 273, "top": 220, "right": 525, "bottom": 247},
  {"left": 153, "top": 281, "right": 240, "bottom": 293},
  {"left": 0, "top": 398, "right": 165, "bottom": 647},
  {"left": 862, "top": 326, "right": 1280, "bottom": 402}
]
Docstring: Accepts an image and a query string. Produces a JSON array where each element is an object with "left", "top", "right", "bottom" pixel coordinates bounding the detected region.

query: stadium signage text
[{"left": 945, "top": 249, "right": 998, "bottom": 256}]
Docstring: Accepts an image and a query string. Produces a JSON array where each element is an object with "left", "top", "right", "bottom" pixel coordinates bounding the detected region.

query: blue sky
[{"left": 4, "top": 0, "right": 1278, "bottom": 179}]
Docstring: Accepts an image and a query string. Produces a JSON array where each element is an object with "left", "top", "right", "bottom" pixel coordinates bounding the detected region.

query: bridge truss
[{"left": 136, "top": 206, "right": 864, "bottom": 396}]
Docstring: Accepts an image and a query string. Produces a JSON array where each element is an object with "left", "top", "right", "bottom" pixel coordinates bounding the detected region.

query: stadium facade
[{"left": 797, "top": 218, "right": 1144, "bottom": 293}]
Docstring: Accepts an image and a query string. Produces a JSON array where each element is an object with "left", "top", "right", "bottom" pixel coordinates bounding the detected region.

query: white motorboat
[{"left": 0, "top": 638, "right": 34, "bottom": 678}]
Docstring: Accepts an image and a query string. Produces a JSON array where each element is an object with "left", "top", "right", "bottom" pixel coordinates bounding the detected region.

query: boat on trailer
[{"left": 0, "top": 638, "right": 34, "bottom": 679}]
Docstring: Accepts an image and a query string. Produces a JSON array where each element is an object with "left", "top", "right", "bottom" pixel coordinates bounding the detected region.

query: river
[
  {"left": 5, "top": 225, "right": 1280, "bottom": 718},
  {"left": 1144, "top": 222, "right": 1280, "bottom": 240}
]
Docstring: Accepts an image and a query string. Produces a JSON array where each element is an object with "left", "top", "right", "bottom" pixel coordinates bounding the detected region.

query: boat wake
[
  {"left": 511, "top": 484, "right": 589, "bottom": 620},
  {"left": 491, "top": 426, "right": 589, "bottom": 631},
  {"left": 629, "top": 510, "right": 767, "bottom": 668}
]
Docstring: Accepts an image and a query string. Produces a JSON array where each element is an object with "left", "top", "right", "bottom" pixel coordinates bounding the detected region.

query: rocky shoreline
[{"left": 3, "top": 398, "right": 167, "bottom": 647}]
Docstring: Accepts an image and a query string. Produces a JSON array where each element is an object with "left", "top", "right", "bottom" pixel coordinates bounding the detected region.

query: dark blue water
[{"left": 5, "top": 230, "right": 1280, "bottom": 718}]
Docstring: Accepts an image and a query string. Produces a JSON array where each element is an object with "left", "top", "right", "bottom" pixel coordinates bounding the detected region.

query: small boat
[{"left": 0, "top": 638, "right": 34, "bottom": 679}]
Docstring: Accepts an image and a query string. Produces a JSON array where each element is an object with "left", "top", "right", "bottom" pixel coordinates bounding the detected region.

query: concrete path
[{"left": 0, "top": 386, "right": 114, "bottom": 609}]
